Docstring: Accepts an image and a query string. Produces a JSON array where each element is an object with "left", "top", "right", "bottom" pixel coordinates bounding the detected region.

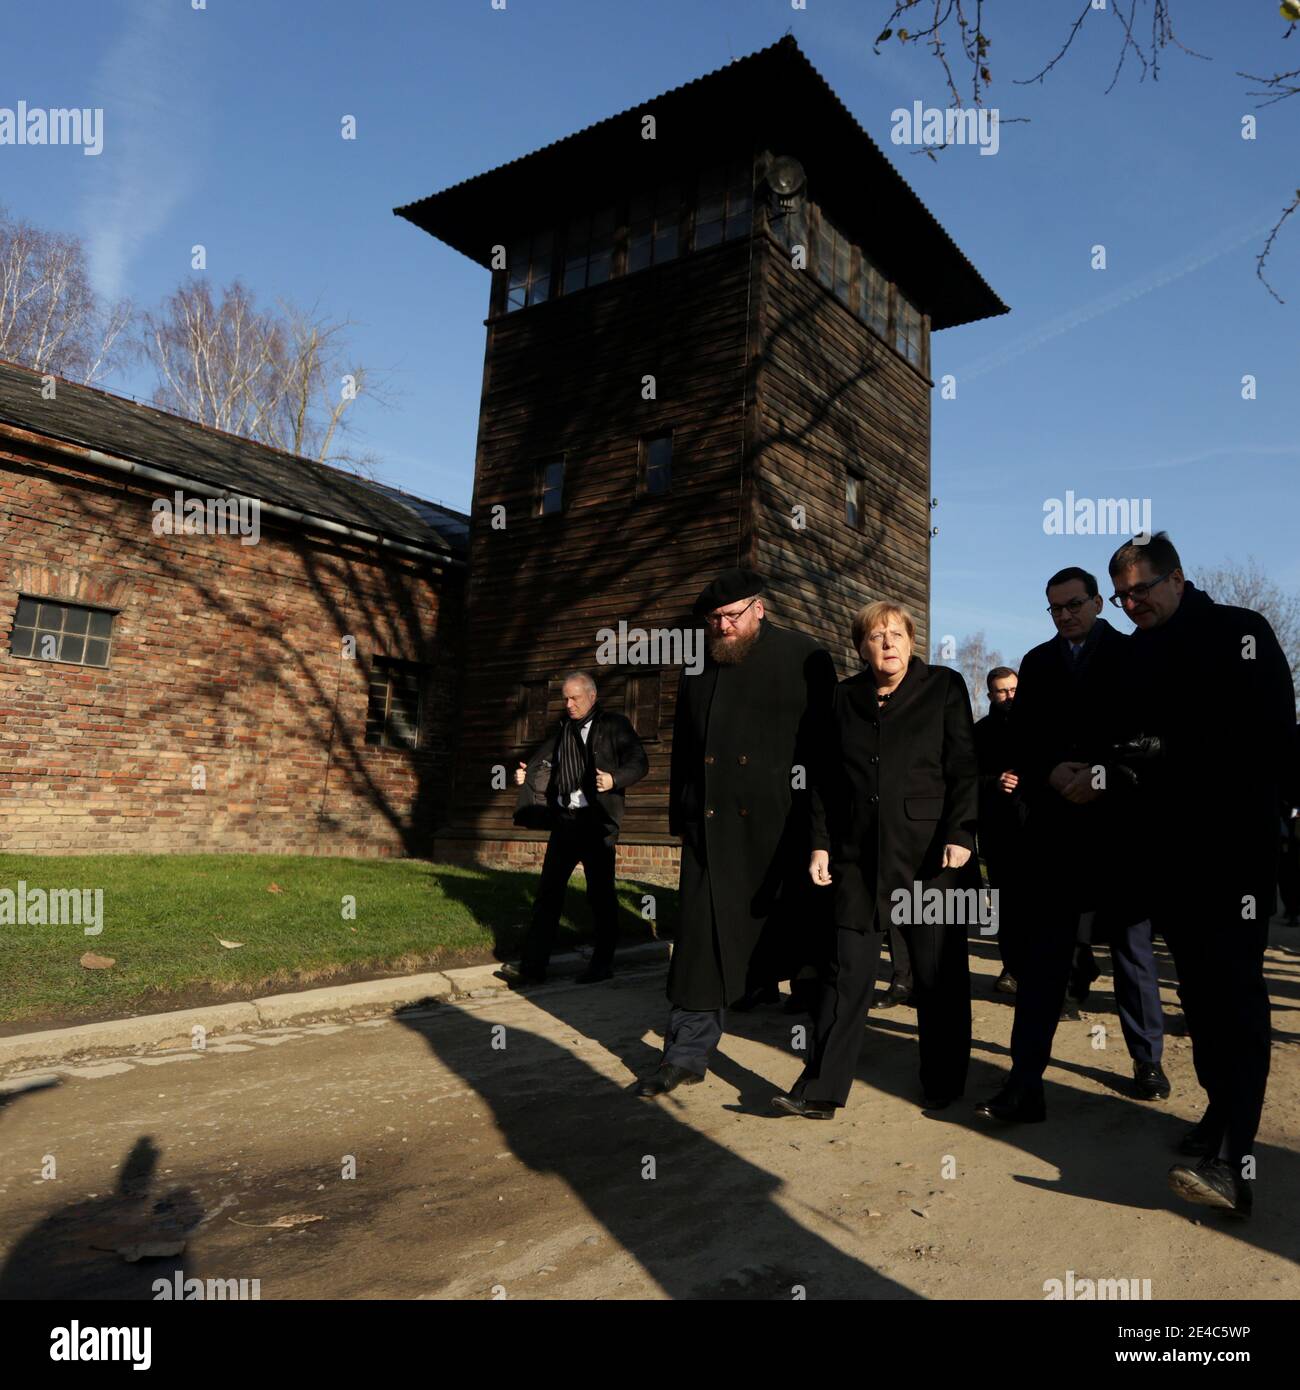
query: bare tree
[
  {"left": 873, "top": 1, "right": 1299, "bottom": 300},
  {"left": 933, "top": 630, "right": 1002, "bottom": 718},
  {"left": 1197, "top": 556, "right": 1300, "bottom": 691},
  {"left": 136, "top": 278, "right": 385, "bottom": 471},
  {"left": 0, "top": 204, "right": 131, "bottom": 383}
]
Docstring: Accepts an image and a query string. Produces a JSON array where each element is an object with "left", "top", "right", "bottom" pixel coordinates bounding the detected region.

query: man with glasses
[
  {"left": 1110, "top": 532, "right": 1295, "bottom": 1218},
  {"left": 635, "top": 568, "right": 836, "bottom": 1097},
  {"left": 974, "top": 666, "right": 1025, "bottom": 993},
  {"left": 976, "top": 566, "right": 1169, "bottom": 1125}
]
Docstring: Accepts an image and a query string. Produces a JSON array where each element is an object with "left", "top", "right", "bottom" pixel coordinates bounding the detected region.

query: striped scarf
[{"left": 555, "top": 707, "right": 597, "bottom": 798}]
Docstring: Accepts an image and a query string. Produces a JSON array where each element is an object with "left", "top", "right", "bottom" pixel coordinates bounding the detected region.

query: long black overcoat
[
  {"left": 1127, "top": 583, "right": 1295, "bottom": 921},
  {"left": 667, "top": 620, "right": 837, "bottom": 1011},
  {"left": 809, "top": 657, "right": 979, "bottom": 932}
]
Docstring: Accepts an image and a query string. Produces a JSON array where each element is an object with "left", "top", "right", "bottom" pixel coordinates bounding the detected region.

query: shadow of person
[
  {"left": 0, "top": 1135, "right": 202, "bottom": 1300},
  {"left": 395, "top": 1007, "right": 921, "bottom": 1300}
]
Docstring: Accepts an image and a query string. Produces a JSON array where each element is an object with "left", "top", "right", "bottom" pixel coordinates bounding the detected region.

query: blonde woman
[{"left": 772, "top": 600, "right": 979, "bottom": 1117}]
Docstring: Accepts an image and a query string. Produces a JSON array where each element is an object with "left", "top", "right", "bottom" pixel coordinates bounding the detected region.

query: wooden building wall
[
  {"left": 750, "top": 232, "right": 932, "bottom": 676},
  {"left": 447, "top": 235, "right": 757, "bottom": 845}
]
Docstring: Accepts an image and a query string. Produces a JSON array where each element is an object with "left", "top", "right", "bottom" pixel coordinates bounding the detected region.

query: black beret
[{"left": 692, "top": 568, "right": 765, "bottom": 617}]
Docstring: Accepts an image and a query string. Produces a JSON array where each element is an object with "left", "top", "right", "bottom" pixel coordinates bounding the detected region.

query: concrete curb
[{"left": 0, "top": 941, "right": 671, "bottom": 1071}]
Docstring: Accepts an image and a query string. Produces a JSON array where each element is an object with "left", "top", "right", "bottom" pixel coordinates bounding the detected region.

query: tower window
[
  {"left": 563, "top": 206, "right": 616, "bottom": 293},
  {"left": 505, "top": 230, "right": 553, "bottom": 313},
  {"left": 693, "top": 159, "right": 753, "bottom": 249},
  {"left": 538, "top": 456, "right": 565, "bottom": 515},
  {"left": 639, "top": 432, "right": 672, "bottom": 496},
  {"left": 627, "top": 185, "right": 682, "bottom": 273}
]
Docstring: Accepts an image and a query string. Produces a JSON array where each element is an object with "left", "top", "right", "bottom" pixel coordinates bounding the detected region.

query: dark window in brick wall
[
  {"left": 10, "top": 596, "right": 114, "bottom": 667},
  {"left": 366, "top": 657, "right": 424, "bottom": 749}
]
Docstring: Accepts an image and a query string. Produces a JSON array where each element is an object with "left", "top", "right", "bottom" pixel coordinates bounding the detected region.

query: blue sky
[{"left": 4, "top": 0, "right": 1297, "bottom": 669}]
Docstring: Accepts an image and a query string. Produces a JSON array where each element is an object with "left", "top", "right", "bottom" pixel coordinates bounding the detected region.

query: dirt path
[{"left": 0, "top": 931, "right": 1297, "bottom": 1299}]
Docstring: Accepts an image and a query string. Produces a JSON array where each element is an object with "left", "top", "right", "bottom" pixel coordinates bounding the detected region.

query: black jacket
[
  {"left": 1127, "top": 583, "right": 1295, "bottom": 918},
  {"left": 1011, "top": 617, "right": 1144, "bottom": 920},
  {"left": 513, "top": 704, "right": 648, "bottom": 847},
  {"left": 667, "top": 620, "right": 838, "bottom": 1010},
  {"left": 973, "top": 705, "right": 1025, "bottom": 861},
  {"left": 811, "top": 657, "right": 979, "bottom": 933}
]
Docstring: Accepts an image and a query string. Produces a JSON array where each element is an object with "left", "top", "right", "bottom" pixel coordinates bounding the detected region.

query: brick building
[{"left": 0, "top": 360, "right": 467, "bottom": 857}]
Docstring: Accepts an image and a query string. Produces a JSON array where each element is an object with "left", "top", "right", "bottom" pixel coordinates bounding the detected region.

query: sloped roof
[
  {"left": 395, "top": 35, "right": 1007, "bottom": 331},
  {"left": 0, "top": 360, "right": 468, "bottom": 560}
]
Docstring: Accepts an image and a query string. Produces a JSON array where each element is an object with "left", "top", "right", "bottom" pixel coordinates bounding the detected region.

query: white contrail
[{"left": 951, "top": 211, "right": 1279, "bottom": 383}]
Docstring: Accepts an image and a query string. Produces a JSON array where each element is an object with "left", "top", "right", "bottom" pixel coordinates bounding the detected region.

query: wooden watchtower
[{"left": 396, "top": 36, "right": 1007, "bottom": 865}]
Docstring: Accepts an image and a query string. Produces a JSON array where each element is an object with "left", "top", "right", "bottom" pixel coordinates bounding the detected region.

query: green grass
[{"left": 0, "top": 854, "right": 674, "bottom": 1028}]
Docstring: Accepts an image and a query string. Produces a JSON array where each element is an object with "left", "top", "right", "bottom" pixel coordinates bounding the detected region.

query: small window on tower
[
  {"left": 626, "top": 670, "right": 661, "bottom": 741},
  {"left": 516, "top": 680, "right": 550, "bottom": 745},
  {"left": 538, "top": 456, "right": 565, "bottom": 515},
  {"left": 846, "top": 473, "right": 863, "bottom": 530},
  {"left": 640, "top": 432, "right": 672, "bottom": 496}
]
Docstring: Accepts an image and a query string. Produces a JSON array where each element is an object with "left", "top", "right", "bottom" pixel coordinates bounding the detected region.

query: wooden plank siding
[
  {"left": 752, "top": 233, "right": 932, "bottom": 677},
  {"left": 446, "top": 236, "right": 758, "bottom": 842}
]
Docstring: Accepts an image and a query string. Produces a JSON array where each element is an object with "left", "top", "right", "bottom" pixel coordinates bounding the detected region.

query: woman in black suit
[{"left": 772, "top": 600, "right": 979, "bottom": 1116}]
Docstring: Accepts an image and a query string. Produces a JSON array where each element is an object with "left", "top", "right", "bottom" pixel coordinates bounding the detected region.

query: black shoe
[
  {"left": 877, "top": 984, "right": 912, "bottom": 1009},
  {"left": 770, "top": 1094, "right": 835, "bottom": 1120},
  {"left": 575, "top": 964, "right": 613, "bottom": 984},
  {"left": 634, "top": 1064, "right": 705, "bottom": 1098},
  {"left": 731, "top": 983, "right": 781, "bottom": 1012},
  {"left": 1175, "top": 1116, "right": 1221, "bottom": 1158},
  {"left": 994, "top": 971, "right": 1017, "bottom": 995},
  {"left": 494, "top": 962, "right": 546, "bottom": 988},
  {"left": 1133, "top": 1061, "right": 1171, "bottom": 1101},
  {"left": 1167, "top": 1158, "right": 1252, "bottom": 1218},
  {"left": 923, "top": 1095, "right": 960, "bottom": 1112},
  {"left": 975, "top": 1081, "right": 1046, "bottom": 1124}
]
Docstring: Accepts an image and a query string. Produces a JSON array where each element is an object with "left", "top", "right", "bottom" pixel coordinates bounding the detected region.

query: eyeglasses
[
  {"left": 704, "top": 597, "right": 759, "bottom": 628},
  {"left": 1109, "top": 573, "right": 1171, "bottom": 608},
  {"left": 1046, "top": 597, "right": 1091, "bottom": 617}
]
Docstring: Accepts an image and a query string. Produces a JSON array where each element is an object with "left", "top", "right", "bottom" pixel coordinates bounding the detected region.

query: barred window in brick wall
[
  {"left": 10, "top": 597, "right": 114, "bottom": 667},
  {"left": 366, "top": 657, "right": 424, "bottom": 749}
]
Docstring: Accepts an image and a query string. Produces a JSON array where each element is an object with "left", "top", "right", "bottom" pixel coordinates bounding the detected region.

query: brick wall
[
  {"left": 0, "top": 444, "right": 464, "bottom": 856},
  {"left": 433, "top": 834, "right": 681, "bottom": 887}
]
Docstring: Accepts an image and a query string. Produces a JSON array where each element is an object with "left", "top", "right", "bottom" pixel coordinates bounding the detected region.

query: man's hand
[
  {"left": 1051, "top": 761, "right": 1103, "bottom": 804},
  {"left": 1049, "top": 761, "right": 1088, "bottom": 797},
  {"left": 942, "top": 844, "right": 972, "bottom": 870},
  {"left": 809, "top": 849, "right": 832, "bottom": 886},
  {"left": 595, "top": 768, "right": 614, "bottom": 793},
  {"left": 998, "top": 770, "right": 1019, "bottom": 793},
  {"left": 513, "top": 761, "right": 527, "bottom": 786}
]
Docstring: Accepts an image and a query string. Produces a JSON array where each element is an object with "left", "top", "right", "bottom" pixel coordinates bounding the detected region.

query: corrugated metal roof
[
  {"left": 395, "top": 35, "right": 1008, "bottom": 331},
  {"left": 0, "top": 359, "right": 468, "bottom": 559}
]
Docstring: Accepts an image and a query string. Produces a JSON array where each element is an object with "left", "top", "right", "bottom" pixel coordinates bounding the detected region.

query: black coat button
[
  {"left": 704, "top": 755, "right": 715, "bottom": 765},
  {"left": 870, "top": 795, "right": 879, "bottom": 804},
  {"left": 739, "top": 807, "right": 748, "bottom": 817},
  {"left": 738, "top": 754, "right": 748, "bottom": 764},
  {"left": 705, "top": 809, "right": 715, "bottom": 818}
]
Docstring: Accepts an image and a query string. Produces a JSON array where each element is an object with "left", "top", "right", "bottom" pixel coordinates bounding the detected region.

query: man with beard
[
  {"left": 974, "top": 665, "right": 1024, "bottom": 993},
  {"left": 635, "top": 569, "right": 836, "bottom": 1097},
  {"left": 1111, "top": 533, "right": 1295, "bottom": 1218}
]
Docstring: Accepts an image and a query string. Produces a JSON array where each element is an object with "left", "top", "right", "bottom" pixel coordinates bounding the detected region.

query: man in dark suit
[
  {"left": 496, "top": 671, "right": 647, "bottom": 986},
  {"left": 974, "top": 665, "right": 1024, "bottom": 993},
  {"left": 635, "top": 569, "right": 837, "bottom": 1098},
  {"left": 1114, "top": 533, "right": 1295, "bottom": 1218},
  {"left": 976, "top": 566, "right": 1169, "bottom": 1125}
]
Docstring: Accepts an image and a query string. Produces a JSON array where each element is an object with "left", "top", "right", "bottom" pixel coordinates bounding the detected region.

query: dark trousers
[
  {"left": 794, "top": 920, "right": 971, "bottom": 1107},
  {"left": 1156, "top": 909, "right": 1271, "bottom": 1165},
  {"left": 885, "top": 921, "right": 912, "bottom": 993},
  {"left": 1010, "top": 907, "right": 1165, "bottom": 1085},
  {"left": 984, "top": 847, "right": 1024, "bottom": 979},
  {"left": 662, "top": 1007, "right": 726, "bottom": 1075},
  {"left": 520, "top": 810, "right": 619, "bottom": 975}
]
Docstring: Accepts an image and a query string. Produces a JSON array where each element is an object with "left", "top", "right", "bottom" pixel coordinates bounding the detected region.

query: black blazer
[
  {"left": 1011, "top": 618, "right": 1144, "bottom": 920},
  {"left": 811, "top": 657, "right": 978, "bottom": 932},
  {"left": 513, "top": 705, "right": 648, "bottom": 846}
]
